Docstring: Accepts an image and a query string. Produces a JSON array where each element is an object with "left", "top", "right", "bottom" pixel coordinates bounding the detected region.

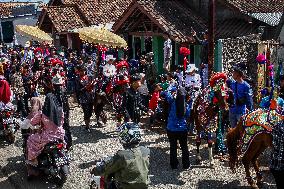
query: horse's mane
[{"left": 226, "top": 118, "right": 244, "bottom": 170}]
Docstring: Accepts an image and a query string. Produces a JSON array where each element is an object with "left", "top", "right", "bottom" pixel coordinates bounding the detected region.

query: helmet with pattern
[{"left": 118, "top": 122, "right": 141, "bottom": 147}]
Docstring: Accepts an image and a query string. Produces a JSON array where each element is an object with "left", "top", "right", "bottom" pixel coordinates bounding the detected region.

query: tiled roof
[
  {"left": 61, "top": 0, "right": 132, "bottom": 25},
  {"left": 114, "top": 0, "right": 207, "bottom": 43},
  {"left": 225, "top": 0, "right": 284, "bottom": 13},
  {"left": 0, "top": 2, "right": 33, "bottom": 18},
  {"left": 45, "top": 6, "right": 87, "bottom": 32}
]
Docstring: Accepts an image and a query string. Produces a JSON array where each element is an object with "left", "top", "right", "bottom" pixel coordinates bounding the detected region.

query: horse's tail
[{"left": 226, "top": 117, "right": 244, "bottom": 171}]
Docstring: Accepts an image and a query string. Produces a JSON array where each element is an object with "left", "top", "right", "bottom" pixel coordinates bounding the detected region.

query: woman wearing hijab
[
  {"left": 162, "top": 87, "right": 191, "bottom": 169},
  {"left": 24, "top": 81, "right": 65, "bottom": 169}
]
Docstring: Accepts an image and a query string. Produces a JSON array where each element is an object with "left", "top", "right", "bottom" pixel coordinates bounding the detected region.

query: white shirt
[
  {"left": 163, "top": 39, "right": 172, "bottom": 59},
  {"left": 103, "top": 63, "right": 116, "bottom": 77},
  {"left": 185, "top": 73, "right": 201, "bottom": 88},
  {"left": 138, "top": 81, "right": 149, "bottom": 96}
]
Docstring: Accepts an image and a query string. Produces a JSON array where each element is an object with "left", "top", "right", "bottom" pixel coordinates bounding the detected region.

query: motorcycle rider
[
  {"left": 91, "top": 122, "right": 150, "bottom": 189},
  {"left": 24, "top": 78, "right": 66, "bottom": 169}
]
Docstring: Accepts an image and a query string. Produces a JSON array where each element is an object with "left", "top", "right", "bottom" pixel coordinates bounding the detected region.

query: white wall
[{"left": 13, "top": 16, "right": 38, "bottom": 46}]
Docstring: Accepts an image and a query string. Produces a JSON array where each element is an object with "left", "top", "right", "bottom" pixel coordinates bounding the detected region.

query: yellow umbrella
[
  {"left": 78, "top": 27, "right": 127, "bottom": 48},
  {"left": 16, "top": 25, "right": 53, "bottom": 43}
]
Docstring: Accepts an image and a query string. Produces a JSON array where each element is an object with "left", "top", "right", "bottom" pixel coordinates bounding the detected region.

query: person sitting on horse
[
  {"left": 162, "top": 87, "right": 191, "bottom": 169},
  {"left": 227, "top": 63, "right": 253, "bottom": 128},
  {"left": 259, "top": 87, "right": 284, "bottom": 113},
  {"left": 91, "top": 122, "right": 150, "bottom": 189}
]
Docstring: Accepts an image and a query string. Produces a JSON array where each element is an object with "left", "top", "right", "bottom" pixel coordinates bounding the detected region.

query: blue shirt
[
  {"left": 162, "top": 91, "right": 190, "bottom": 132},
  {"left": 229, "top": 79, "right": 253, "bottom": 114}
]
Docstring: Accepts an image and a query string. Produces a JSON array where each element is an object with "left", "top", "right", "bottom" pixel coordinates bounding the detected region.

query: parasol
[
  {"left": 16, "top": 25, "right": 53, "bottom": 43},
  {"left": 78, "top": 27, "right": 127, "bottom": 48}
]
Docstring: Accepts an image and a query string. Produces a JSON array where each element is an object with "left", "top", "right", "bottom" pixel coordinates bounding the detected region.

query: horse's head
[
  {"left": 209, "top": 72, "right": 231, "bottom": 111},
  {"left": 211, "top": 85, "right": 230, "bottom": 111}
]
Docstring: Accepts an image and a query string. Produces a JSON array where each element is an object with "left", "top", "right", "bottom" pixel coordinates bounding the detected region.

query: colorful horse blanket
[
  {"left": 240, "top": 108, "right": 284, "bottom": 153},
  {"left": 196, "top": 86, "right": 218, "bottom": 133}
]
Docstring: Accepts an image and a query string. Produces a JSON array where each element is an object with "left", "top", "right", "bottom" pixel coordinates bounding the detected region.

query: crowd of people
[{"left": 0, "top": 40, "right": 283, "bottom": 188}]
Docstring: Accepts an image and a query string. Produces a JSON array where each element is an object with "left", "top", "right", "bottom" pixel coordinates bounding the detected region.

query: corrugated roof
[
  {"left": 225, "top": 0, "right": 284, "bottom": 13},
  {"left": 216, "top": 18, "right": 260, "bottom": 39},
  {"left": 248, "top": 12, "right": 283, "bottom": 26}
]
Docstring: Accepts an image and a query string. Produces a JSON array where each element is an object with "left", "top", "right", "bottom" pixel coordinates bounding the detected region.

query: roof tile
[{"left": 46, "top": 6, "right": 87, "bottom": 32}]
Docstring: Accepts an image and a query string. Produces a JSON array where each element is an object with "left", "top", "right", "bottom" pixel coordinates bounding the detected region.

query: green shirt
[
  {"left": 160, "top": 81, "right": 169, "bottom": 91},
  {"left": 94, "top": 146, "right": 150, "bottom": 189}
]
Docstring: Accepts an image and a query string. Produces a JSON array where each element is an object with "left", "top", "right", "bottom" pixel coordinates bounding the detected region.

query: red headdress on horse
[
  {"left": 51, "top": 58, "right": 64, "bottom": 67},
  {"left": 34, "top": 47, "right": 43, "bottom": 55},
  {"left": 116, "top": 60, "right": 129, "bottom": 70},
  {"left": 209, "top": 72, "right": 227, "bottom": 88}
]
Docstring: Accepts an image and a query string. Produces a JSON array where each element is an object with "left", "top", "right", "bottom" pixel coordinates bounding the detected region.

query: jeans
[
  {"left": 167, "top": 131, "right": 190, "bottom": 169},
  {"left": 271, "top": 169, "right": 284, "bottom": 189},
  {"left": 229, "top": 112, "right": 243, "bottom": 128},
  {"left": 67, "top": 80, "right": 75, "bottom": 94}
]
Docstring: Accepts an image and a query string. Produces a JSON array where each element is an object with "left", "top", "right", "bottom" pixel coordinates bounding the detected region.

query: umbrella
[
  {"left": 78, "top": 27, "right": 127, "bottom": 48},
  {"left": 16, "top": 25, "right": 53, "bottom": 43}
]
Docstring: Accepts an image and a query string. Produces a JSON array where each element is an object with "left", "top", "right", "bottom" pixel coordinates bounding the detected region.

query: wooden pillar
[
  {"left": 141, "top": 36, "right": 145, "bottom": 52},
  {"left": 175, "top": 42, "right": 180, "bottom": 65},
  {"left": 67, "top": 33, "right": 72, "bottom": 49},
  {"left": 188, "top": 44, "right": 191, "bottom": 68},
  {"left": 132, "top": 35, "right": 135, "bottom": 59},
  {"left": 214, "top": 39, "right": 223, "bottom": 72},
  {"left": 194, "top": 45, "right": 201, "bottom": 68},
  {"left": 208, "top": 0, "right": 216, "bottom": 78},
  {"left": 152, "top": 36, "right": 164, "bottom": 74}
]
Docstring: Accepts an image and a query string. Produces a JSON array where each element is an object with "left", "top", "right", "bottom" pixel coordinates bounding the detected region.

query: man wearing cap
[
  {"left": 185, "top": 64, "right": 201, "bottom": 90},
  {"left": 228, "top": 63, "right": 253, "bottom": 128},
  {"left": 122, "top": 74, "right": 149, "bottom": 124},
  {"left": 102, "top": 55, "right": 116, "bottom": 92},
  {"left": 103, "top": 55, "right": 116, "bottom": 78}
]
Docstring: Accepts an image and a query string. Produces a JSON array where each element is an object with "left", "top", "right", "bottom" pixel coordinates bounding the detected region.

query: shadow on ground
[{"left": 71, "top": 125, "right": 114, "bottom": 145}]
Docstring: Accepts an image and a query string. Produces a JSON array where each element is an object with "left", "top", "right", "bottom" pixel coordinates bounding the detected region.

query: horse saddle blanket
[{"left": 241, "top": 109, "right": 284, "bottom": 153}]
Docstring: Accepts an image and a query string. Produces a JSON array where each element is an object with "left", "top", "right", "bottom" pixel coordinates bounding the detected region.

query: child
[
  {"left": 149, "top": 84, "right": 162, "bottom": 125},
  {"left": 138, "top": 73, "right": 149, "bottom": 107}
]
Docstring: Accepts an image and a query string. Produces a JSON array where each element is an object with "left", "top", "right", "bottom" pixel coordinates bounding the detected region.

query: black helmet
[{"left": 118, "top": 122, "right": 141, "bottom": 147}]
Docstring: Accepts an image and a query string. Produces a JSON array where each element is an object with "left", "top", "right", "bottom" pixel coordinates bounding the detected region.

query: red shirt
[{"left": 149, "top": 91, "right": 160, "bottom": 111}]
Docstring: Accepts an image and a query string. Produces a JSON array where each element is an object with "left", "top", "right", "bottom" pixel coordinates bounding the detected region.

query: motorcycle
[
  {"left": 0, "top": 107, "right": 19, "bottom": 143},
  {"left": 90, "top": 157, "right": 118, "bottom": 189},
  {"left": 25, "top": 140, "right": 70, "bottom": 186}
]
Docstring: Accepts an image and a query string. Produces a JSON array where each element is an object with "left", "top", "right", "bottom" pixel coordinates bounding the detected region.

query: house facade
[
  {"left": 38, "top": 0, "right": 132, "bottom": 50},
  {"left": 0, "top": 2, "right": 44, "bottom": 46}
]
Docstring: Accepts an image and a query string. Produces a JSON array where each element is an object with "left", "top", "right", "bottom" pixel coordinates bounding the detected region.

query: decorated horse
[
  {"left": 191, "top": 72, "right": 232, "bottom": 166},
  {"left": 226, "top": 107, "right": 284, "bottom": 188}
]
